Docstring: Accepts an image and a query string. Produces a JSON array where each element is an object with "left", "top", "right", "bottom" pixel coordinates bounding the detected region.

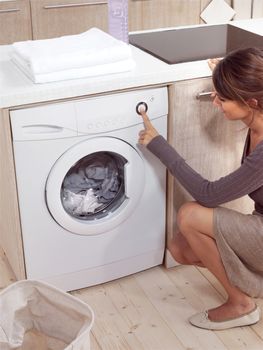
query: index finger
[{"left": 140, "top": 110, "right": 152, "bottom": 129}]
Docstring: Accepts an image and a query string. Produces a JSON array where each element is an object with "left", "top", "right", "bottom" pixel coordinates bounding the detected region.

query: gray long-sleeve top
[{"left": 147, "top": 134, "right": 263, "bottom": 214}]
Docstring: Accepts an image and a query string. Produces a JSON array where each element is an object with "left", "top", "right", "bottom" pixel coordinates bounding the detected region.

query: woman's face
[{"left": 213, "top": 92, "right": 251, "bottom": 122}]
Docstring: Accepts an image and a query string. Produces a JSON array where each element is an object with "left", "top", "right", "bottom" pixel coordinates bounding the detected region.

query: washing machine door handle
[
  {"left": 124, "top": 162, "right": 132, "bottom": 198},
  {"left": 124, "top": 158, "right": 144, "bottom": 200}
]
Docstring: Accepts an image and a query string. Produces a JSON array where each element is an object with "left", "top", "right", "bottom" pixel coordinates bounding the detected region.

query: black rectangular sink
[{"left": 129, "top": 24, "right": 263, "bottom": 64}]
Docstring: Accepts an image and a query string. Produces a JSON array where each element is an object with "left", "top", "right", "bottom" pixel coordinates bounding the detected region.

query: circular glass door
[
  {"left": 61, "top": 151, "right": 127, "bottom": 221},
  {"left": 46, "top": 137, "right": 145, "bottom": 235}
]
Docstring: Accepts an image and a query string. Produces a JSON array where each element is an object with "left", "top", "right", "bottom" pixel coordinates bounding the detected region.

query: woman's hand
[
  {"left": 138, "top": 110, "right": 159, "bottom": 146},
  {"left": 207, "top": 58, "right": 221, "bottom": 71}
]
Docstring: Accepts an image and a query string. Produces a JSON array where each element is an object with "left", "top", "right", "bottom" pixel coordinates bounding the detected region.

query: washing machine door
[{"left": 46, "top": 136, "right": 145, "bottom": 235}]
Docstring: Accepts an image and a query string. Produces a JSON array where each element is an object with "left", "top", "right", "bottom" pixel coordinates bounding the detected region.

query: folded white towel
[
  {"left": 12, "top": 52, "right": 136, "bottom": 83},
  {"left": 11, "top": 27, "right": 133, "bottom": 75}
]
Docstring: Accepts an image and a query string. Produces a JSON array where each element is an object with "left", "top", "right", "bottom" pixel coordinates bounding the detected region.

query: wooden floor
[{"left": 1, "top": 247, "right": 263, "bottom": 350}]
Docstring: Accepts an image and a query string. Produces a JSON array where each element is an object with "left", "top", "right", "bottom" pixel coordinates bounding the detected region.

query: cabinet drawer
[
  {"left": 0, "top": 0, "right": 32, "bottom": 44},
  {"left": 30, "top": 0, "right": 108, "bottom": 39}
]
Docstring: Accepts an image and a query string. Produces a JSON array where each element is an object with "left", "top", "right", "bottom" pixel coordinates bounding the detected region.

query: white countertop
[
  {"left": 230, "top": 18, "right": 263, "bottom": 34},
  {"left": 0, "top": 45, "right": 212, "bottom": 109},
  {"left": 0, "top": 18, "right": 262, "bottom": 109}
]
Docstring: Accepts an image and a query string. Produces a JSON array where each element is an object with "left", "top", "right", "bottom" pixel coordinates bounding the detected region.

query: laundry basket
[{"left": 0, "top": 280, "right": 94, "bottom": 350}]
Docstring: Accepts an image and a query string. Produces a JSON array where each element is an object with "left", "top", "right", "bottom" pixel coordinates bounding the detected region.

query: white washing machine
[{"left": 10, "top": 87, "right": 168, "bottom": 291}]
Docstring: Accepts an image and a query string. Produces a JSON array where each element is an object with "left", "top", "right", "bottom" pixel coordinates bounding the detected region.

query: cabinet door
[
  {"left": 166, "top": 79, "right": 254, "bottom": 265},
  {"left": 0, "top": 0, "right": 32, "bottom": 44},
  {"left": 31, "top": 0, "right": 108, "bottom": 39},
  {"left": 129, "top": 0, "right": 202, "bottom": 31},
  {"left": 252, "top": 0, "right": 263, "bottom": 18}
]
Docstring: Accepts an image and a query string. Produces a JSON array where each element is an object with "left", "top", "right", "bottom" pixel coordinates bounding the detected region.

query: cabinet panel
[
  {"left": 252, "top": 0, "right": 263, "bottom": 18},
  {"left": 30, "top": 0, "right": 108, "bottom": 39},
  {"left": 0, "top": 0, "right": 32, "bottom": 44},
  {"left": 166, "top": 79, "right": 254, "bottom": 264},
  {"left": 128, "top": 0, "right": 142, "bottom": 31},
  {"left": 129, "top": 0, "right": 202, "bottom": 31},
  {"left": 0, "top": 109, "right": 25, "bottom": 280},
  {"left": 129, "top": 0, "right": 233, "bottom": 31}
]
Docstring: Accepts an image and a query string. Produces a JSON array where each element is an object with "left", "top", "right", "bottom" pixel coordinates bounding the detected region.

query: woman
[{"left": 138, "top": 47, "right": 263, "bottom": 330}]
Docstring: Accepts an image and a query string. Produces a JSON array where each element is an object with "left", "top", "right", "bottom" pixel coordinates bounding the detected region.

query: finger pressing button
[{"left": 136, "top": 102, "right": 148, "bottom": 115}]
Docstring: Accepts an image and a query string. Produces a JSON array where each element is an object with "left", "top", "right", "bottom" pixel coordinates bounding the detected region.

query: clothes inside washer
[
  {"left": 63, "top": 188, "right": 102, "bottom": 215},
  {"left": 61, "top": 152, "right": 124, "bottom": 217}
]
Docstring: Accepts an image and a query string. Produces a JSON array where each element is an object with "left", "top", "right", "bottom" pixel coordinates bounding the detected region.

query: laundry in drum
[{"left": 61, "top": 152, "right": 126, "bottom": 218}]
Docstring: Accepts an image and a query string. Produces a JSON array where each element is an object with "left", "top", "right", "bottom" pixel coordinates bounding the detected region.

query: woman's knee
[
  {"left": 177, "top": 201, "right": 201, "bottom": 232},
  {"left": 177, "top": 201, "right": 215, "bottom": 239}
]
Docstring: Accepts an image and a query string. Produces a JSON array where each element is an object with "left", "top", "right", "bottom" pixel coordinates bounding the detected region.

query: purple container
[{"left": 108, "top": 0, "right": 129, "bottom": 43}]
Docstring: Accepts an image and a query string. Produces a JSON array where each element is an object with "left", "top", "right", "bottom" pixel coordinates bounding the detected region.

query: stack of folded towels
[{"left": 10, "top": 27, "right": 135, "bottom": 84}]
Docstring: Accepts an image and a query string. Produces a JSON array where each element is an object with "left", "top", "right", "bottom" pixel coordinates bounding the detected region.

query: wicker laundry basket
[{"left": 0, "top": 280, "right": 94, "bottom": 350}]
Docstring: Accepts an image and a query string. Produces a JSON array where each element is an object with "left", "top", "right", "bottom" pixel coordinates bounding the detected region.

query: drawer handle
[
  {"left": 0, "top": 8, "right": 20, "bottom": 13},
  {"left": 44, "top": 1, "right": 107, "bottom": 9},
  {"left": 196, "top": 91, "right": 214, "bottom": 100}
]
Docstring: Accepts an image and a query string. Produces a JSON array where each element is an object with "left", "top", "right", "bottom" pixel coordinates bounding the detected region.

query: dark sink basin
[{"left": 129, "top": 24, "right": 263, "bottom": 64}]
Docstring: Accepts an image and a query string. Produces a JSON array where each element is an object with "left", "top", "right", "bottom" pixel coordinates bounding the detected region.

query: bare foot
[{"left": 208, "top": 299, "right": 256, "bottom": 321}]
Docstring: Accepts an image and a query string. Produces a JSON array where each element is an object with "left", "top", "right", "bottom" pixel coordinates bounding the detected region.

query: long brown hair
[{"left": 212, "top": 47, "right": 263, "bottom": 111}]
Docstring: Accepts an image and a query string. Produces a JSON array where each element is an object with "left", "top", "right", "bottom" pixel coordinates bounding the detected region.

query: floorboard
[{"left": 0, "top": 246, "right": 262, "bottom": 350}]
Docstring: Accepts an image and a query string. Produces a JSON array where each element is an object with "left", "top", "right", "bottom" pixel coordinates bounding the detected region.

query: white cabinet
[{"left": 252, "top": 0, "right": 263, "bottom": 18}]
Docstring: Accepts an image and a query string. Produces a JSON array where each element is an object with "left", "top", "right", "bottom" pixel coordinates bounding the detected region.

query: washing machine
[{"left": 10, "top": 87, "right": 168, "bottom": 291}]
